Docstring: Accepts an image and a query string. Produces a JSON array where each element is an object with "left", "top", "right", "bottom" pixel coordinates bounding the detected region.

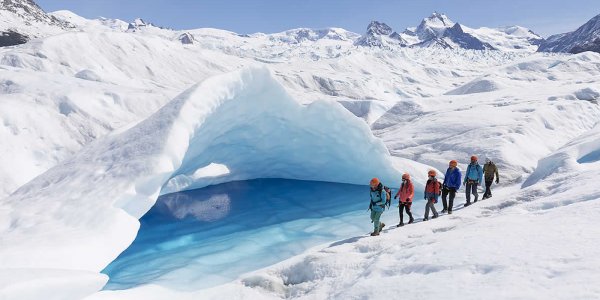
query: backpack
[
  {"left": 426, "top": 179, "right": 442, "bottom": 196},
  {"left": 380, "top": 186, "right": 392, "bottom": 208}
]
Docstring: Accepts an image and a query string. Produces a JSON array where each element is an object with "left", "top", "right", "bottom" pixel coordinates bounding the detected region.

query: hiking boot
[
  {"left": 441, "top": 209, "right": 447, "bottom": 213},
  {"left": 379, "top": 223, "right": 386, "bottom": 232},
  {"left": 398, "top": 222, "right": 404, "bottom": 227},
  {"left": 408, "top": 218, "right": 414, "bottom": 224},
  {"left": 422, "top": 217, "right": 429, "bottom": 221},
  {"left": 464, "top": 202, "right": 471, "bottom": 207},
  {"left": 432, "top": 214, "right": 438, "bottom": 219},
  {"left": 448, "top": 211, "right": 452, "bottom": 214},
  {"left": 370, "top": 231, "right": 380, "bottom": 236}
]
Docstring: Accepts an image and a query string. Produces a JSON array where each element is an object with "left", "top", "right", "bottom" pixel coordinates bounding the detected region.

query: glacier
[
  {"left": 2, "top": 6, "right": 600, "bottom": 300},
  {"left": 0, "top": 66, "right": 406, "bottom": 296}
]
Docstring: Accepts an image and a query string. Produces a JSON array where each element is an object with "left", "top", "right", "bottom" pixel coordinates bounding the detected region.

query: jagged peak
[
  {"left": 421, "top": 12, "right": 455, "bottom": 28},
  {"left": 365, "top": 21, "right": 393, "bottom": 36},
  {"left": 355, "top": 21, "right": 407, "bottom": 47},
  {"left": 133, "top": 18, "right": 146, "bottom": 25},
  {"left": 449, "top": 23, "right": 465, "bottom": 34}
]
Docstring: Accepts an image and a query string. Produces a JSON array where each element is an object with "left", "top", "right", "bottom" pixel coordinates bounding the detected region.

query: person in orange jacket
[
  {"left": 394, "top": 173, "right": 414, "bottom": 227},
  {"left": 423, "top": 170, "right": 441, "bottom": 221}
]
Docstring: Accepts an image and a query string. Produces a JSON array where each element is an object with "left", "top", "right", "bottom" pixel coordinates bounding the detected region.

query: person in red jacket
[
  {"left": 394, "top": 173, "right": 414, "bottom": 227},
  {"left": 423, "top": 170, "right": 441, "bottom": 221}
]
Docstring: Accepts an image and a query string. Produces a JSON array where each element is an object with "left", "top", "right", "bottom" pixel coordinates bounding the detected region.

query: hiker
[
  {"left": 482, "top": 158, "right": 500, "bottom": 199},
  {"left": 394, "top": 173, "right": 414, "bottom": 227},
  {"left": 442, "top": 160, "right": 462, "bottom": 214},
  {"left": 368, "top": 178, "right": 390, "bottom": 236},
  {"left": 423, "top": 170, "right": 441, "bottom": 221},
  {"left": 463, "top": 155, "right": 483, "bottom": 207}
]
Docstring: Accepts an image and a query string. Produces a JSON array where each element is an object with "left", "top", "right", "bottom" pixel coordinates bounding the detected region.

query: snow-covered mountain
[
  {"left": 0, "top": 0, "right": 72, "bottom": 46},
  {"left": 538, "top": 13, "right": 600, "bottom": 54},
  {"left": 355, "top": 13, "right": 543, "bottom": 52},
  {"left": 354, "top": 21, "right": 407, "bottom": 48}
]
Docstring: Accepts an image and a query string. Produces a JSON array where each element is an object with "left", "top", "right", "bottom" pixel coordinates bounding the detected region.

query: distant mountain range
[
  {"left": 537, "top": 14, "right": 600, "bottom": 54},
  {"left": 1, "top": 0, "right": 599, "bottom": 54},
  {"left": 354, "top": 13, "right": 542, "bottom": 51}
]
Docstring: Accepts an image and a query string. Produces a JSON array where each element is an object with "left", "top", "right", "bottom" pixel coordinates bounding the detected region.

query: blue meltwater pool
[{"left": 102, "top": 178, "right": 423, "bottom": 291}]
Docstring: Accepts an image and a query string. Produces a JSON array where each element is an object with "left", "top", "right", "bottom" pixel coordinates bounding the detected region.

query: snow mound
[
  {"left": 0, "top": 79, "right": 21, "bottom": 93},
  {"left": 523, "top": 123, "right": 600, "bottom": 188},
  {"left": 574, "top": 87, "right": 599, "bottom": 101},
  {"left": 0, "top": 67, "right": 404, "bottom": 296},
  {"left": 444, "top": 78, "right": 502, "bottom": 95},
  {"left": 75, "top": 69, "right": 102, "bottom": 81}
]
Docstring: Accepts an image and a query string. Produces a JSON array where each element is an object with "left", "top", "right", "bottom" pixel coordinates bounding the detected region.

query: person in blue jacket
[
  {"left": 463, "top": 155, "right": 483, "bottom": 207},
  {"left": 368, "top": 178, "right": 388, "bottom": 236},
  {"left": 442, "top": 160, "right": 462, "bottom": 214}
]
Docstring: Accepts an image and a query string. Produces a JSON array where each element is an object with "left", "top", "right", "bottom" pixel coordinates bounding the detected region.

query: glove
[
  {"left": 463, "top": 181, "right": 466, "bottom": 186},
  {"left": 496, "top": 179, "right": 499, "bottom": 184},
  {"left": 394, "top": 195, "right": 398, "bottom": 199}
]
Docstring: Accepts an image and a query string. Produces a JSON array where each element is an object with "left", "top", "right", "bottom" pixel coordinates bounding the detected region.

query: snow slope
[
  {"left": 0, "top": 67, "right": 405, "bottom": 299},
  {"left": 376, "top": 52, "right": 600, "bottom": 182},
  {"left": 0, "top": 30, "right": 247, "bottom": 197}
]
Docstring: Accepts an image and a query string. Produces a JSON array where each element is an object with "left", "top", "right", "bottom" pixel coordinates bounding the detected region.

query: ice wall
[
  {"left": 0, "top": 67, "right": 403, "bottom": 297},
  {"left": 160, "top": 68, "right": 401, "bottom": 194}
]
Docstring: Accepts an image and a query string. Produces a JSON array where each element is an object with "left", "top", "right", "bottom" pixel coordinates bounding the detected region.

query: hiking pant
[
  {"left": 424, "top": 199, "right": 438, "bottom": 219},
  {"left": 399, "top": 202, "right": 413, "bottom": 224},
  {"left": 484, "top": 180, "right": 493, "bottom": 198},
  {"left": 370, "top": 209, "right": 383, "bottom": 232},
  {"left": 442, "top": 187, "right": 456, "bottom": 212},
  {"left": 465, "top": 181, "right": 478, "bottom": 204}
]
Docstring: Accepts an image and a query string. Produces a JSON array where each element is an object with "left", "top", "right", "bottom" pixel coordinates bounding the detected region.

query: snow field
[{"left": 376, "top": 52, "right": 600, "bottom": 183}]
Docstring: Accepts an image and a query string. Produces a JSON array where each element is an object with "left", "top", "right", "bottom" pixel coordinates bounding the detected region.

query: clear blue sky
[{"left": 36, "top": 0, "right": 600, "bottom": 37}]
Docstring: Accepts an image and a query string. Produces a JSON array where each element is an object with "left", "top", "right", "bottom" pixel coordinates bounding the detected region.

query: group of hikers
[{"left": 368, "top": 155, "right": 500, "bottom": 236}]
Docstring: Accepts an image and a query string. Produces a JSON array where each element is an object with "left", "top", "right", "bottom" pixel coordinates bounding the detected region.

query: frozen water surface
[{"left": 103, "top": 179, "right": 420, "bottom": 291}]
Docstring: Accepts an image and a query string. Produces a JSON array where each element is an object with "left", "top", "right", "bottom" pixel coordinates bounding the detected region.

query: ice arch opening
[
  {"left": 160, "top": 67, "right": 401, "bottom": 195},
  {"left": 1, "top": 67, "right": 403, "bottom": 276}
]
